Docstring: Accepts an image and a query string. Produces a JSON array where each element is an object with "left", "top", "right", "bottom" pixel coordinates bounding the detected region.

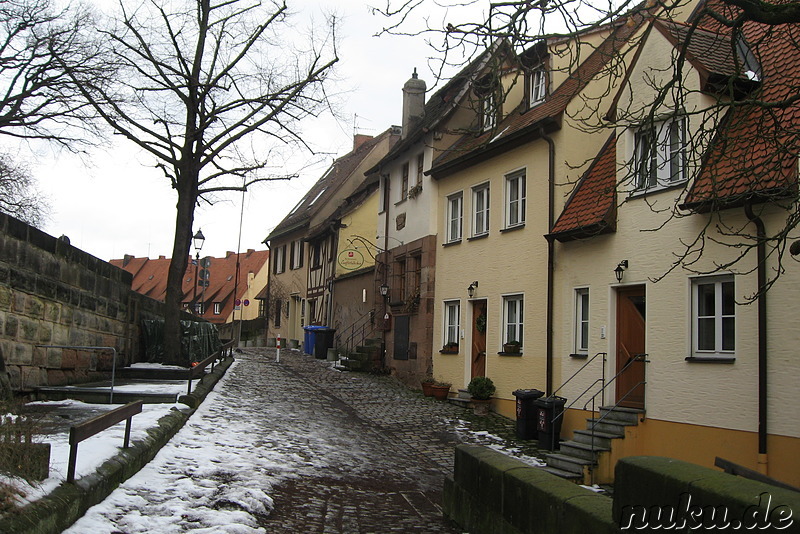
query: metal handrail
[
  {"left": 583, "top": 353, "right": 648, "bottom": 412},
  {"left": 334, "top": 309, "right": 375, "bottom": 357},
  {"left": 38, "top": 345, "right": 118, "bottom": 403},
  {"left": 551, "top": 352, "right": 607, "bottom": 419}
]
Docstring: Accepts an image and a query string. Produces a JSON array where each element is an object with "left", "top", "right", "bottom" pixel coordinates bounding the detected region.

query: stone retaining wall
[
  {"left": 0, "top": 213, "right": 177, "bottom": 391},
  {"left": 444, "top": 445, "right": 800, "bottom": 534}
]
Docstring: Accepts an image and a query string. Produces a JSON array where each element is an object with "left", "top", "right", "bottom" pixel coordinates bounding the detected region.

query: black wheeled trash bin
[
  {"left": 314, "top": 327, "right": 337, "bottom": 359},
  {"left": 303, "top": 325, "right": 325, "bottom": 356},
  {"left": 512, "top": 389, "right": 544, "bottom": 440},
  {"left": 534, "top": 396, "right": 567, "bottom": 450}
]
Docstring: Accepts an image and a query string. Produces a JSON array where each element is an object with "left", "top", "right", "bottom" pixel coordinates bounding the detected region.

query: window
[
  {"left": 482, "top": 91, "right": 497, "bottom": 131},
  {"left": 213, "top": 302, "right": 221, "bottom": 315},
  {"left": 290, "top": 240, "right": 304, "bottom": 269},
  {"left": 472, "top": 184, "right": 490, "bottom": 236},
  {"left": 408, "top": 254, "right": 422, "bottom": 299},
  {"left": 381, "top": 174, "right": 390, "bottom": 212},
  {"left": 634, "top": 115, "right": 687, "bottom": 190},
  {"left": 505, "top": 171, "right": 526, "bottom": 228},
  {"left": 195, "top": 302, "right": 204, "bottom": 315},
  {"left": 444, "top": 301, "right": 461, "bottom": 345},
  {"left": 393, "top": 258, "right": 406, "bottom": 303},
  {"left": 503, "top": 294, "right": 524, "bottom": 347},
  {"left": 416, "top": 153, "right": 424, "bottom": 186},
  {"left": 446, "top": 192, "right": 463, "bottom": 243},
  {"left": 575, "top": 288, "right": 589, "bottom": 354},
  {"left": 273, "top": 245, "right": 286, "bottom": 274},
  {"left": 274, "top": 300, "right": 282, "bottom": 327},
  {"left": 258, "top": 299, "right": 266, "bottom": 318},
  {"left": 400, "top": 162, "right": 409, "bottom": 201},
  {"left": 530, "top": 67, "right": 546, "bottom": 105},
  {"left": 311, "top": 240, "right": 322, "bottom": 268},
  {"left": 692, "top": 276, "right": 735, "bottom": 356}
]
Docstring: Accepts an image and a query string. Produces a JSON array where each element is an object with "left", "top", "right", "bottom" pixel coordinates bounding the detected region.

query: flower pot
[
  {"left": 503, "top": 343, "right": 521, "bottom": 354},
  {"left": 430, "top": 384, "right": 451, "bottom": 400},
  {"left": 421, "top": 381, "right": 435, "bottom": 397},
  {"left": 471, "top": 398, "right": 492, "bottom": 416}
]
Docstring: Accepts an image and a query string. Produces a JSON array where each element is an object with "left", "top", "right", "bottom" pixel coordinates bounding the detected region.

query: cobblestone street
[
  {"left": 260, "top": 347, "right": 543, "bottom": 533},
  {"left": 66, "top": 347, "right": 544, "bottom": 533}
]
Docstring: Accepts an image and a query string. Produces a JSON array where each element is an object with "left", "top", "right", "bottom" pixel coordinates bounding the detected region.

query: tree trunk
[{"left": 163, "top": 171, "right": 198, "bottom": 366}]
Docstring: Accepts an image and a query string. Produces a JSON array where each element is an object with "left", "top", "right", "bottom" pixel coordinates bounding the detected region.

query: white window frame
[
  {"left": 633, "top": 115, "right": 687, "bottom": 191},
  {"left": 505, "top": 170, "right": 526, "bottom": 228},
  {"left": 274, "top": 245, "right": 286, "bottom": 274},
  {"left": 482, "top": 91, "right": 497, "bottom": 131},
  {"left": 472, "top": 183, "right": 490, "bottom": 236},
  {"left": 290, "top": 240, "right": 303, "bottom": 270},
  {"left": 502, "top": 294, "right": 524, "bottom": 348},
  {"left": 213, "top": 302, "right": 221, "bottom": 315},
  {"left": 444, "top": 300, "right": 461, "bottom": 346},
  {"left": 530, "top": 67, "right": 546, "bottom": 105},
  {"left": 446, "top": 192, "right": 463, "bottom": 243},
  {"left": 575, "top": 288, "right": 589, "bottom": 354},
  {"left": 692, "top": 275, "right": 735, "bottom": 357}
]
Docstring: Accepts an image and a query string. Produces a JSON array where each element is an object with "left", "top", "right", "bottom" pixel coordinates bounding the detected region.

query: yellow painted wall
[
  {"left": 336, "top": 192, "right": 378, "bottom": 277},
  {"left": 225, "top": 265, "right": 269, "bottom": 322}
]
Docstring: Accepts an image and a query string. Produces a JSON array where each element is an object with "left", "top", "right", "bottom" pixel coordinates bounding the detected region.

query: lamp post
[{"left": 192, "top": 229, "right": 205, "bottom": 314}]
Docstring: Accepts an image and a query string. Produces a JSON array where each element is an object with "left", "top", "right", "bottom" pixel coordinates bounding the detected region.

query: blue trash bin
[{"left": 303, "top": 325, "right": 326, "bottom": 356}]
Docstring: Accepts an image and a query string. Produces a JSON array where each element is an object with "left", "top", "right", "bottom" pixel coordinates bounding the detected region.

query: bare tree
[
  {"left": 374, "top": 0, "right": 800, "bottom": 297},
  {"left": 0, "top": 0, "right": 109, "bottom": 146},
  {"left": 0, "top": 152, "right": 46, "bottom": 225},
  {"left": 68, "top": 0, "right": 338, "bottom": 364}
]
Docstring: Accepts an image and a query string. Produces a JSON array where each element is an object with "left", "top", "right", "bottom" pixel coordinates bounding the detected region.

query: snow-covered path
[{"left": 64, "top": 349, "right": 460, "bottom": 533}]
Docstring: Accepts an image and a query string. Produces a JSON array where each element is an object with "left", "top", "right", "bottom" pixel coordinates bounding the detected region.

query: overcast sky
[{"left": 33, "top": 1, "right": 485, "bottom": 262}]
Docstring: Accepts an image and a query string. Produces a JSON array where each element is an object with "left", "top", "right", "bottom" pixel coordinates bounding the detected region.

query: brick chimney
[
  {"left": 402, "top": 68, "right": 426, "bottom": 139},
  {"left": 353, "top": 134, "right": 373, "bottom": 151}
]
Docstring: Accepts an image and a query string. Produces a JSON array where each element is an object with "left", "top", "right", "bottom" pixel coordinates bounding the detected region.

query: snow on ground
[
  {"left": 63, "top": 356, "right": 325, "bottom": 533},
  {"left": 4, "top": 400, "right": 180, "bottom": 506},
  {"left": 451, "top": 419, "right": 546, "bottom": 467}
]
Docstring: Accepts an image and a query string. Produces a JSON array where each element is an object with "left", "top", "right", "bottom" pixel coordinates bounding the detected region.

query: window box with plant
[
  {"left": 440, "top": 342, "right": 459, "bottom": 354},
  {"left": 502, "top": 340, "right": 521, "bottom": 355},
  {"left": 467, "top": 376, "right": 496, "bottom": 415}
]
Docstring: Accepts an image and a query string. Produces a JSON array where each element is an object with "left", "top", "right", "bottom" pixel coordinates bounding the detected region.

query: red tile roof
[
  {"left": 682, "top": 5, "right": 800, "bottom": 208},
  {"left": 549, "top": 134, "right": 618, "bottom": 241},
  {"left": 111, "top": 249, "right": 269, "bottom": 324},
  {"left": 429, "top": 15, "right": 646, "bottom": 178}
]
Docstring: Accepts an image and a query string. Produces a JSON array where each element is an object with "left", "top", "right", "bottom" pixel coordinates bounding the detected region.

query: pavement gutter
[{"left": 0, "top": 356, "right": 235, "bottom": 534}]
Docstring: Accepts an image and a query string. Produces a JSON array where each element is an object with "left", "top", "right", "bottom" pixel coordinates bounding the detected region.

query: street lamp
[{"left": 192, "top": 230, "right": 205, "bottom": 314}]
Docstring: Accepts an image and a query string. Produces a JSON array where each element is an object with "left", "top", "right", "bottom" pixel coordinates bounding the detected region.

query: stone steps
[{"left": 541, "top": 405, "right": 644, "bottom": 484}]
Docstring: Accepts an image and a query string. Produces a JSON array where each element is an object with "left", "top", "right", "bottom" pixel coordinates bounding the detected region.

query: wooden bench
[{"left": 67, "top": 400, "right": 143, "bottom": 483}]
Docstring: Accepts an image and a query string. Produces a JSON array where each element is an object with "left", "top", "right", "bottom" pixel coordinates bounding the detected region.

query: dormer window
[
  {"left": 633, "top": 115, "right": 687, "bottom": 191},
  {"left": 530, "top": 67, "right": 546, "bottom": 106},
  {"left": 482, "top": 91, "right": 497, "bottom": 131}
]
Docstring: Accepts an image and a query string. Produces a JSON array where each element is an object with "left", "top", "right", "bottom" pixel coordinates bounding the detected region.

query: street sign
[
  {"left": 244, "top": 299, "right": 250, "bottom": 306},
  {"left": 200, "top": 257, "right": 212, "bottom": 268},
  {"left": 235, "top": 298, "right": 241, "bottom": 306},
  {"left": 198, "top": 280, "right": 209, "bottom": 287},
  {"left": 199, "top": 269, "right": 210, "bottom": 280}
]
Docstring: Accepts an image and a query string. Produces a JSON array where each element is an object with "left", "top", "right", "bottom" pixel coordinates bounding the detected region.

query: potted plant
[
  {"left": 421, "top": 377, "right": 435, "bottom": 397},
  {"left": 502, "top": 340, "right": 521, "bottom": 354},
  {"left": 468, "top": 376, "right": 496, "bottom": 415},
  {"left": 429, "top": 381, "right": 452, "bottom": 400},
  {"left": 440, "top": 342, "right": 459, "bottom": 354}
]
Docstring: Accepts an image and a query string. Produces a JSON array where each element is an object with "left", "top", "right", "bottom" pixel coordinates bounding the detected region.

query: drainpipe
[
  {"left": 382, "top": 174, "right": 390, "bottom": 369},
  {"left": 744, "top": 201, "right": 768, "bottom": 473},
  {"left": 265, "top": 241, "right": 272, "bottom": 343},
  {"left": 540, "top": 127, "right": 556, "bottom": 395}
]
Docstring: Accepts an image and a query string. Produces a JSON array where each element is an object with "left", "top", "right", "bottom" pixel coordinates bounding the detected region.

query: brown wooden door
[
  {"left": 616, "top": 286, "right": 646, "bottom": 409},
  {"left": 471, "top": 300, "right": 487, "bottom": 379}
]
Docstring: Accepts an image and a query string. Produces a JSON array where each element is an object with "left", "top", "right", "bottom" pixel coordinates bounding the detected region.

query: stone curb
[{"left": 0, "top": 356, "right": 235, "bottom": 534}]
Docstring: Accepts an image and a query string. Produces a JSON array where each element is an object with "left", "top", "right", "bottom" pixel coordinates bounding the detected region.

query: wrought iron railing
[{"left": 333, "top": 309, "right": 376, "bottom": 358}]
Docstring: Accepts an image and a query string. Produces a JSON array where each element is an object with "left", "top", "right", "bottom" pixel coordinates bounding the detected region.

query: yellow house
[
  {"left": 547, "top": 12, "right": 800, "bottom": 486},
  {"left": 428, "top": 21, "right": 644, "bottom": 414}
]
